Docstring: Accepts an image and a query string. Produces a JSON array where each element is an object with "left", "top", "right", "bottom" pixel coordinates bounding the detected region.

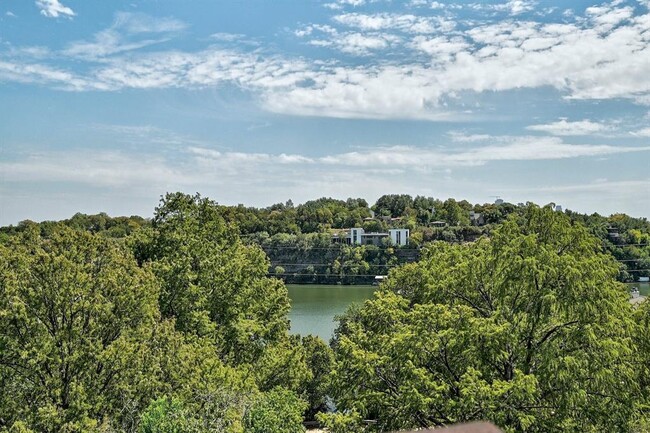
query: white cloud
[
  {"left": 410, "top": 35, "right": 470, "bottom": 57},
  {"left": 318, "top": 137, "right": 650, "bottom": 167},
  {"left": 468, "top": 0, "right": 537, "bottom": 16},
  {"left": 210, "top": 32, "right": 246, "bottom": 42},
  {"left": 324, "top": 0, "right": 373, "bottom": 9},
  {"left": 586, "top": 3, "right": 634, "bottom": 31},
  {"left": 35, "top": 0, "right": 75, "bottom": 18},
  {"left": 6, "top": 11, "right": 16, "bottom": 17},
  {"left": 309, "top": 31, "right": 400, "bottom": 55},
  {"left": 631, "top": 127, "right": 650, "bottom": 137},
  {"left": 505, "top": 0, "right": 537, "bottom": 15},
  {"left": 447, "top": 132, "right": 492, "bottom": 142},
  {"left": 0, "top": 60, "right": 95, "bottom": 90},
  {"left": 5, "top": 138, "right": 647, "bottom": 191},
  {"left": 1, "top": 151, "right": 191, "bottom": 188},
  {"left": 2, "top": 3, "right": 649, "bottom": 121},
  {"left": 333, "top": 12, "right": 456, "bottom": 34},
  {"left": 3, "top": 137, "right": 649, "bottom": 223},
  {"left": 188, "top": 147, "right": 314, "bottom": 165},
  {"left": 64, "top": 12, "right": 187, "bottom": 59},
  {"left": 526, "top": 119, "right": 615, "bottom": 136}
]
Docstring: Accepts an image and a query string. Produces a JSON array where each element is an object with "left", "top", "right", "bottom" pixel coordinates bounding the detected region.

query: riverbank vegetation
[
  {"left": 0, "top": 194, "right": 328, "bottom": 433},
  {"left": 1, "top": 194, "right": 650, "bottom": 432},
  {"left": 325, "top": 206, "right": 644, "bottom": 432},
  {"left": 3, "top": 194, "right": 648, "bottom": 282}
]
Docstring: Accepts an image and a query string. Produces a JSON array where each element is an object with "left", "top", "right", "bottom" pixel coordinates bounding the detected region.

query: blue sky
[{"left": 0, "top": 0, "right": 649, "bottom": 224}]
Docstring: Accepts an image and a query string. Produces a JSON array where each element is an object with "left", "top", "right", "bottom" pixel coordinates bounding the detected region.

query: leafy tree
[
  {"left": 300, "top": 336, "right": 334, "bottom": 420},
  {"left": 317, "top": 410, "right": 368, "bottom": 433},
  {"left": 439, "top": 198, "right": 470, "bottom": 226},
  {"left": 373, "top": 194, "right": 414, "bottom": 218},
  {"left": 133, "top": 193, "right": 290, "bottom": 365},
  {"left": 363, "top": 219, "right": 385, "bottom": 233},
  {"left": 330, "top": 205, "right": 637, "bottom": 432},
  {"left": 633, "top": 300, "right": 650, "bottom": 431},
  {"left": 139, "top": 398, "right": 190, "bottom": 433},
  {"left": 244, "top": 388, "right": 306, "bottom": 433},
  {"left": 0, "top": 226, "right": 160, "bottom": 432}
]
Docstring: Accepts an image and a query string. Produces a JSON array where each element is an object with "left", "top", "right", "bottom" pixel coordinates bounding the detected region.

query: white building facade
[
  {"left": 389, "top": 229, "right": 409, "bottom": 246},
  {"left": 342, "top": 228, "right": 410, "bottom": 246}
]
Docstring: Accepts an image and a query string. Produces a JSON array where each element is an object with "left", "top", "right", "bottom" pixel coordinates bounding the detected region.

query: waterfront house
[{"left": 332, "top": 227, "right": 410, "bottom": 246}]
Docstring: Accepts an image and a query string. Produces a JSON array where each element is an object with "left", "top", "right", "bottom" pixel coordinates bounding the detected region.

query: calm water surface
[
  {"left": 287, "top": 284, "right": 376, "bottom": 341},
  {"left": 288, "top": 282, "right": 650, "bottom": 341}
]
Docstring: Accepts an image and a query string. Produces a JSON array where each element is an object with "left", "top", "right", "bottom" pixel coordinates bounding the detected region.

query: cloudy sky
[{"left": 0, "top": 0, "right": 649, "bottom": 224}]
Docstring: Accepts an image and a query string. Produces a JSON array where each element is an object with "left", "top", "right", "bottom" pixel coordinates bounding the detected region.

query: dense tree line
[
  {"left": 4, "top": 195, "right": 647, "bottom": 281},
  {"left": 0, "top": 194, "right": 330, "bottom": 433},
  {"left": 246, "top": 232, "right": 416, "bottom": 284},
  {"left": 2, "top": 196, "right": 650, "bottom": 431},
  {"left": 321, "top": 206, "right": 650, "bottom": 432},
  {"left": 0, "top": 212, "right": 149, "bottom": 242}
]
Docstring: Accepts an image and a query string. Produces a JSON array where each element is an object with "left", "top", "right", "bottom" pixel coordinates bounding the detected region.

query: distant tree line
[{"left": 2, "top": 194, "right": 648, "bottom": 282}]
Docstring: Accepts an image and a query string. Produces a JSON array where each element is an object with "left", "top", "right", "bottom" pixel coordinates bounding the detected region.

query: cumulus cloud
[
  {"left": 2, "top": 3, "right": 649, "bottom": 121},
  {"left": 467, "top": 0, "right": 537, "bottom": 16},
  {"left": 303, "top": 23, "right": 402, "bottom": 55},
  {"left": 333, "top": 12, "right": 456, "bottom": 33},
  {"left": 35, "top": 0, "right": 75, "bottom": 18},
  {"left": 409, "top": 35, "right": 470, "bottom": 57},
  {"left": 526, "top": 119, "right": 616, "bottom": 136}
]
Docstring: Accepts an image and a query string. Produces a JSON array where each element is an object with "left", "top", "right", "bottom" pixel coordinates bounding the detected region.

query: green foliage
[
  {"left": 5, "top": 422, "right": 36, "bottom": 433},
  {"left": 244, "top": 388, "right": 306, "bottom": 433},
  {"left": 139, "top": 398, "right": 189, "bottom": 433},
  {"left": 257, "top": 232, "right": 405, "bottom": 284},
  {"left": 138, "top": 391, "right": 251, "bottom": 433},
  {"left": 0, "top": 197, "right": 323, "bottom": 432},
  {"left": 2, "top": 194, "right": 649, "bottom": 432},
  {"left": 330, "top": 205, "right": 638, "bottom": 432},
  {"left": 0, "top": 226, "right": 160, "bottom": 432},
  {"left": 317, "top": 410, "right": 369, "bottom": 433},
  {"left": 633, "top": 300, "right": 650, "bottom": 430},
  {"left": 438, "top": 198, "right": 470, "bottom": 226},
  {"left": 300, "top": 335, "right": 334, "bottom": 420},
  {"left": 133, "top": 192, "right": 290, "bottom": 365},
  {"left": 296, "top": 197, "right": 371, "bottom": 233},
  {"left": 0, "top": 213, "right": 149, "bottom": 241},
  {"left": 373, "top": 194, "right": 414, "bottom": 218}
]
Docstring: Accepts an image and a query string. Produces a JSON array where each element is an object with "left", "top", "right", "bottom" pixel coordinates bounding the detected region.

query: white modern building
[
  {"left": 332, "top": 227, "right": 410, "bottom": 246},
  {"left": 389, "top": 229, "right": 409, "bottom": 246},
  {"left": 350, "top": 228, "right": 364, "bottom": 245}
]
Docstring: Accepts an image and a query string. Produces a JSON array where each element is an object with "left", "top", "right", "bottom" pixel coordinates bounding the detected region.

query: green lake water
[
  {"left": 287, "top": 284, "right": 376, "bottom": 341},
  {"left": 288, "top": 282, "right": 650, "bottom": 341}
]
